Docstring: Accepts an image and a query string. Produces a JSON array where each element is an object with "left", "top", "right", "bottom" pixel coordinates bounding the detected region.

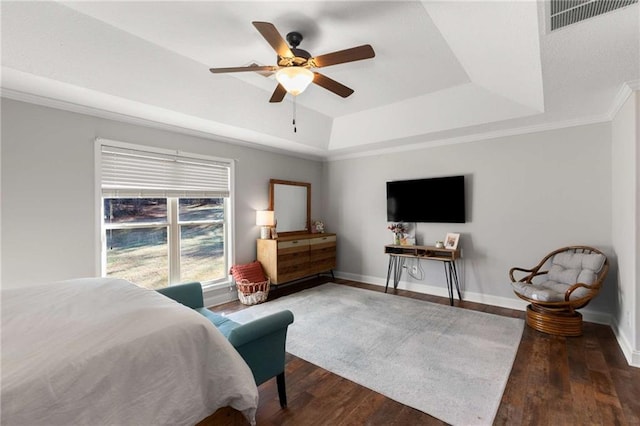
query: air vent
[{"left": 550, "top": 0, "right": 638, "bottom": 31}]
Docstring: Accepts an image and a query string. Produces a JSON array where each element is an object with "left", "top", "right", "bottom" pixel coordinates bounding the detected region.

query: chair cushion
[
  {"left": 230, "top": 260, "right": 267, "bottom": 283},
  {"left": 511, "top": 280, "right": 591, "bottom": 302},
  {"left": 512, "top": 251, "right": 605, "bottom": 302},
  {"left": 548, "top": 252, "right": 605, "bottom": 285}
]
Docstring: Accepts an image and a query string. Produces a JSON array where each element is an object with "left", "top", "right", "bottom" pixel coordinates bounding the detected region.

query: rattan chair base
[{"left": 526, "top": 304, "right": 583, "bottom": 336}]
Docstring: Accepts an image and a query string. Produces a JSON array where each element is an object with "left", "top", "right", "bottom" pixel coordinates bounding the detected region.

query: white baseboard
[
  {"left": 336, "top": 270, "right": 529, "bottom": 311},
  {"left": 611, "top": 318, "right": 640, "bottom": 368},
  {"left": 208, "top": 271, "right": 638, "bottom": 368},
  {"left": 335, "top": 271, "right": 613, "bottom": 323}
]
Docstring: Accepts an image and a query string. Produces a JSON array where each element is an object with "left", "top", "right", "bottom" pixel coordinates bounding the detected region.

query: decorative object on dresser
[
  {"left": 258, "top": 233, "right": 336, "bottom": 285},
  {"left": 311, "top": 219, "right": 325, "bottom": 233},
  {"left": 256, "top": 210, "right": 275, "bottom": 239}
]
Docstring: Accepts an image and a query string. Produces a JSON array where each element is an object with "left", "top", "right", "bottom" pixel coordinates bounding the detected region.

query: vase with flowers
[{"left": 387, "top": 223, "right": 407, "bottom": 245}]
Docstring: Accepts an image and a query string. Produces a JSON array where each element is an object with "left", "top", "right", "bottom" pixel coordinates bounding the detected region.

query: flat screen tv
[{"left": 386, "top": 175, "right": 465, "bottom": 223}]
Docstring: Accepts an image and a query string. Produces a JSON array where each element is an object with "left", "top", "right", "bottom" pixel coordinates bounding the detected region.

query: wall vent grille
[{"left": 550, "top": 0, "right": 637, "bottom": 31}]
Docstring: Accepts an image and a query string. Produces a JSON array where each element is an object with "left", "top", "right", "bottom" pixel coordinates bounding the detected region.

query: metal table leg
[
  {"left": 450, "top": 260, "right": 462, "bottom": 301},
  {"left": 443, "top": 261, "right": 454, "bottom": 305},
  {"left": 385, "top": 255, "right": 405, "bottom": 293},
  {"left": 443, "top": 260, "right": 462, "bottom": 305},
  {"left": 385, "top": 256, "right": 395, "bottom": 293}
]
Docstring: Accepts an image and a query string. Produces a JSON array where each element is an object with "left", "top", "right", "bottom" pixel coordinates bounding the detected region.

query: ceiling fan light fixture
[{"left": 275, "top": 67, "right": 314, "bottom": 96}]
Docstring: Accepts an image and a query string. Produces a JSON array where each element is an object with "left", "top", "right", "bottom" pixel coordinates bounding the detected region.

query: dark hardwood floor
[{"left": 199, "top": 277, "right": 640, "bottom": 425}]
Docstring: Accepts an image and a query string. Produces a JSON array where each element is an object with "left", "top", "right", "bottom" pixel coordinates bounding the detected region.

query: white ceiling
[{"left": 1, "top": 1, "right": 638, "bottom": 159}]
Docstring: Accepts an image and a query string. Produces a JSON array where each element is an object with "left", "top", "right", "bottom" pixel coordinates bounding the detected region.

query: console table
[{"left": 384, "top": 244, "right": 462, "bottom": 306}]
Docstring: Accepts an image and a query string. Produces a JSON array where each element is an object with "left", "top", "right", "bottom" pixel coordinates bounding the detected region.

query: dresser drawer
[
  {"left": 309, "top": 245, "right": 336, "bottom": 263},
  {"left": 278, "top": 239, "right": 310, "bottom": 250},
  {"left": 279, "top": 260, "right": 310, "bottom": 276},
  {"left": 308, "top": 258, "right": 336, "bottom": 274},
  {"left": 278, "top": 250, "right": 310, "bottom": 267},
  {"left": 309, "top": 235, "right": 336, "bottom": 245}
]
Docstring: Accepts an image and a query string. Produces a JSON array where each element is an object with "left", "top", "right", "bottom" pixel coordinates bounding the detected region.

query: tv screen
[{"left": 386, "top": 176, "right": 465, "bottom": 223}]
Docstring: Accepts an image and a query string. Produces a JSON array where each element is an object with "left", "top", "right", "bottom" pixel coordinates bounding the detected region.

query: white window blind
[{"left": 101, "top": 144, "right": 231, "bottom": 198}]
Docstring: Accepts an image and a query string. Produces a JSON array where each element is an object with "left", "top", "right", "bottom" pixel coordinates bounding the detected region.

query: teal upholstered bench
[{"left": 157, "top": 282, "right": 294, "bottom": 407}]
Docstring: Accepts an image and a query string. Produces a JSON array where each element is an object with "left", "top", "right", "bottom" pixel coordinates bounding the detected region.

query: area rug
[{"left": 228, "top": 283, "right": 524, "bottom": 425}]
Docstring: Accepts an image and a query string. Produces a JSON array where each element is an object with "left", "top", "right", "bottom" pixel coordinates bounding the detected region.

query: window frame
[{"left": 95, "top": 138, "right": 235, "bottom": 290}]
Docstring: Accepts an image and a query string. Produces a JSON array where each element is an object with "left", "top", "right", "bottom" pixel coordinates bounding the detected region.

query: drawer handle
[{"left": 292, "top": 241, "right": 298, "bottom": 244}]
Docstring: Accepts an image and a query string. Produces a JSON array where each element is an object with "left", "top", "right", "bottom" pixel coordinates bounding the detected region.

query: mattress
[{"left": 1, "top": 277, "right": 258, "bottom": 425}]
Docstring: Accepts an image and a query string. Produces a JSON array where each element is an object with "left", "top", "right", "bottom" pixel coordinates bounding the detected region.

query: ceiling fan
[{"left": 209, "top": 21, "right": 375, "bottom": 103}]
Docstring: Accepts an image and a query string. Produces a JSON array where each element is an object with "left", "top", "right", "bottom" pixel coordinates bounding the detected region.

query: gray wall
[
  {"left": 1, "top": 99, "right": 324, "bottom": 287},
  {"left": 3, "top": 95, "right": 636, "bottom": 363},
  {"left": 611, "top": 91, "right": 639, "bottom": 364},
  {"left": 324, "top": 123, "right": 615, "bottom": 321}
]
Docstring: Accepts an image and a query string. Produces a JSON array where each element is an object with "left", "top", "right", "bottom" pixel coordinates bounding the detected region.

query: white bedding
[{"left": 1, "top": 278, "right": 258, "bottom": 425}]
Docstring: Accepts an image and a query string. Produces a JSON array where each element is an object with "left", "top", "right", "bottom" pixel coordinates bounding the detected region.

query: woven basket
[{"left": 236, "top": 278, "right": 270, "bottom": 305}]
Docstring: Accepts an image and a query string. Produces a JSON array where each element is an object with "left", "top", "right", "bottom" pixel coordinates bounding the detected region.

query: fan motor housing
[
  {"left": 277, "top": 31, "right": 312, "bottom": 67},
  {"left": 286, "top": 31, "right": 303, "bottom": 47}
]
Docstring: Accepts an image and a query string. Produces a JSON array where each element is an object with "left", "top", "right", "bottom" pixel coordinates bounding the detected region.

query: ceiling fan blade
[
  {"left": 269, "top": 84, "right": 287, "bottom": 103},
  {"left": 313, "top": 72, "right": 354, "bottom": 98},
  {"left": 311, "top": 44, "right": 375, "bottom": 68},
  {"left": 209, "top": 65, "right": 277, "bottom": 74},
  {"left": 252, "top": 21, "right": 294, "bottom": 59}
]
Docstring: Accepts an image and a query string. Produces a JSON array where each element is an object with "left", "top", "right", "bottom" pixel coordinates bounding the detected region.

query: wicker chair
[{"left": 509, "top": 246, "right": 608, "bottom": 336}]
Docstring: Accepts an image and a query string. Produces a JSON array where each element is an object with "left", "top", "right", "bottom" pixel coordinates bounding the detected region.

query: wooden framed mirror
[{"left": 269, "top": 179, "right": 311, "bottom": 236}]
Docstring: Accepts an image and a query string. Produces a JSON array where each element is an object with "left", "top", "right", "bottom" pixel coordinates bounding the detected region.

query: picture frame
[
  {"left": 400, "top": 234, "right": 416, "bottom": 246},
  {"left": 444, "top": 233, "right": 460, "bottom": 250}
]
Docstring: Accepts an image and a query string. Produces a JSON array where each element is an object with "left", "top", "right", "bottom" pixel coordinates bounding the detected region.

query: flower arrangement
[
  {"left": 387, "top": 223, "right": 407, "bottom": 236},
  {"left": 388, "top": 223, "right": 407, "bottom": 245}
]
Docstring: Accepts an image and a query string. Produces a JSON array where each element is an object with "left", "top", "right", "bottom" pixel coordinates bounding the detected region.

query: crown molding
[
  {"left": 327, "top": 80, "right": 640, "bottom": 162},
  {"left": 627, "top": 79, "right": 640, "bottom": 90},
  {"left": 3, "top": 77, "right": 637, "bottom": 164},
  {"left": 607, "top": 80, "right": 640, "bottom": 120},
  {"left": 0, "top": 87, "right": 326, "bottom": 162},
  {"left": 325, "top": 113, "right": 611, "bottom": 161}
]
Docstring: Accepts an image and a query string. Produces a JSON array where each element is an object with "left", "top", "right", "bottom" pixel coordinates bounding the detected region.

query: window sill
[
  {"left": 202, "top": 280, "right": 233, "bottom": 291},
  {"left": 202, "top": 280, "right": 237, "bottom": 308}
]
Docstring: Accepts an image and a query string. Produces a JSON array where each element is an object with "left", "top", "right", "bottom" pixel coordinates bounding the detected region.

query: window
[{"left": 98, "top": 139, "right": 233, "bottom": 290}]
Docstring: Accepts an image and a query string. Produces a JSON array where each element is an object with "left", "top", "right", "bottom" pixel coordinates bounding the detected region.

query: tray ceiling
[{"left": 1, "top": 1, "right": 638, "bottom": 159}]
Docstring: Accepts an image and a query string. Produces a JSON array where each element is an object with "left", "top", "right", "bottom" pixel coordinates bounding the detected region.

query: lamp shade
[
  {"left": 275, "top": 67, "right": 314, "bottom": 96},
  {"left": 256, "top": 210, "right": 275, "bottom": 226}
]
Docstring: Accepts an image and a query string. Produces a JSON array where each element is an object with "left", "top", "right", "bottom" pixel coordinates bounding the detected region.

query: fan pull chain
[{"left": 292, "top": 96, "right": 297, "bottom": 133}]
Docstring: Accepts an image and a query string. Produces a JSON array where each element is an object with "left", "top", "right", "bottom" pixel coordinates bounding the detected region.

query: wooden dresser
[{"left": 257, "top": 233, "right": 336, "bottom": 284}]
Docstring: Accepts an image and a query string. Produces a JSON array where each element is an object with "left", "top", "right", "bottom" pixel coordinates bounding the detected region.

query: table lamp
[{"left": 256, "top": 210, "right": 275, "bottom": 239}]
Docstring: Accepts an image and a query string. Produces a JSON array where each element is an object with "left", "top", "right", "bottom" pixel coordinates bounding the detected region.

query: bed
[{"left": 1, "top": 277, "right": 259, "bottom": 425}]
